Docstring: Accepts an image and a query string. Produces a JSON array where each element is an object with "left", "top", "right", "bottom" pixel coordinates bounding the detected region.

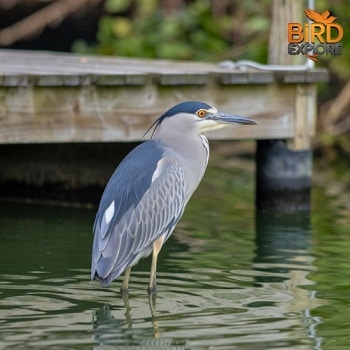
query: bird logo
[
  {"left": 287, "top": 8, "right": 343, "bottom": 62},
  {"left": 304, "top": 9, "right": 337, "bottom": 25},
  {"left": 303, "top": 9, "right": 339, "bottom": 62}
]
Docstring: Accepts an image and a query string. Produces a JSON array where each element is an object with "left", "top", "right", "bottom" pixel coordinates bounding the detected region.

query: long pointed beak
[{"left": 208, "top": 112, "right": 258, "bottom": 125}]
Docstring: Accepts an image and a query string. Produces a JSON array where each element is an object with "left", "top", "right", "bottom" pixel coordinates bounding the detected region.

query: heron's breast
[{"left": 179, "top": 135, "right": 209, "bottom": 197}]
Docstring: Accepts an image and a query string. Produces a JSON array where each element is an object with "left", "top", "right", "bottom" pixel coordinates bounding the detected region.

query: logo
[{"left": 288, "top": 9, "right": 343, "bottom": 62}]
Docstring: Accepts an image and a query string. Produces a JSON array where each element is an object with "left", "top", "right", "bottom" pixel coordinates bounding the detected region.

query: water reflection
[
  {"left": 93, "top": 295, "right": 178, "bottom": 349},
  {"left": 255, "top": 211, "right": 323, "bottom": 349},
  {"left": 1, "top": 174, "right": 349, "bottom": 349},
  {"left": 90, "top": 210, "right": 326, "bottom": 350}
]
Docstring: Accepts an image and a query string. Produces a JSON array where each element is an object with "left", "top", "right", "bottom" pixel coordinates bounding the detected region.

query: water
[{"left": 0, "top": 161, "right": 349, "bottom": 349}]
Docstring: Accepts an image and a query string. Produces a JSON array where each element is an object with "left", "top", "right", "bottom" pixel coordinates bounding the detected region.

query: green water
[{"left": 0, "top": 161, "right": 349, "bottom": 349}]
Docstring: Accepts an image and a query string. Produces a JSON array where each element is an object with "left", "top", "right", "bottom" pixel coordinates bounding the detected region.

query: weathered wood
[
  {"left": 0, "top": 49, "right": 326, "bottom": 81},
  {"left": 0, "top": 84, "right": 297, "bottom": 143},
  {"left": 0, "top": 49, "right": 328, "bottom": 144},
  {"left": 268, "top": 0, "right": 315, "bottom": 151},
  {"left": 294, "top": 84, "right": 316, "bottom": 150},
  {"left": 268, "top": 0, "right": 303, "bottom": 65},
  {"left": 0, "top": 48, "right": 328, "bottom": 205}
]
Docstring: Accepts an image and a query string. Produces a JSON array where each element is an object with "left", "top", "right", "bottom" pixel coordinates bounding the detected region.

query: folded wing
[{"left": 91, "top": 141, "right": 186, "bottom": 286}]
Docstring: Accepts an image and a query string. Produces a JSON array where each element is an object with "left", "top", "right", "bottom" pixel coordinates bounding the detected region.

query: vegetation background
[
  {"left": 77, "top": 0, "right": 349, "bottom": 174},
  {"left": 0, "top": 0, "right": 349, "bottom": 175}
]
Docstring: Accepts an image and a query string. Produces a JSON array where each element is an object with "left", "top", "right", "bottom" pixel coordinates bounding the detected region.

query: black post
[{"left": 256, "top": 140, "right": 312, "bottom": 211}]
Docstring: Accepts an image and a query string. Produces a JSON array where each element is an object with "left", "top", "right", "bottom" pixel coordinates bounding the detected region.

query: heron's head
[{"left": 149, "top": 101, "right": 257, "bottom": 137}]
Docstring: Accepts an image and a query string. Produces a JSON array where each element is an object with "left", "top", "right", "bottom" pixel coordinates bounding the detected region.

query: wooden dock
[
  {"left": 0, "top": 49, "right": 328, "bottom": 146},
  {"left": 0, "top": 49, "right": 329, "bottom": 208}
]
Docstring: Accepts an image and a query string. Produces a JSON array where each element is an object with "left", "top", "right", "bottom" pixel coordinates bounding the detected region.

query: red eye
[{"left": 197, "top": 109, "right": 207, "bottom": 118}]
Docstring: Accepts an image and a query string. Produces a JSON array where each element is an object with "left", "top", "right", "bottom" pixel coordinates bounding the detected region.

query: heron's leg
[
  {"left": 148, "top": 235, "right": 165, "bottom": 294},
  {"left": 120, "top": 267, "right": 131, "bottom": 295}
]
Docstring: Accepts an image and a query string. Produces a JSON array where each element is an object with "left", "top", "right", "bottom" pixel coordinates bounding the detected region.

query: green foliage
[
  {"left": 72, "top": 0, "right": 350, "bottom": 156},
  {"left": 73, "top": 0, "right": 269, "bottom": 62},
  {"left": 104, "top": 0, "right": 131, "bottom": 13},
  {"left": 315, "top": 0, "right": 350, "bottom": 79},
  {"left": 311, "top": 0, "right": 350, "bottom": 158}
]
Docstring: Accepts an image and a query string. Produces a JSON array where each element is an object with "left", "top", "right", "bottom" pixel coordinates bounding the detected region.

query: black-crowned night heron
[{"left": 91, "top": 101, "right": 257, "bottom": 293}]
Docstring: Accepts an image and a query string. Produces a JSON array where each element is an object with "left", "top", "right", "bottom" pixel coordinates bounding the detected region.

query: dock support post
[
  {"left": 256, "top": 140, "right": 312, "bottom": 211},
  {"left": 256, "top": 0, "right": 315, "bottom": 211},
  {"left": 256, "top": 83, "right": 316, "bottom": 211}
]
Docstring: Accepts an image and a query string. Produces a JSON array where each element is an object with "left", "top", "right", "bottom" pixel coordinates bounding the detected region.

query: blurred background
[
  {"left": 0, "top": 0, "right": 349, "bottom": 170},
  {"left": 0, "top": 2, "right": 349, "bottom": 348}
]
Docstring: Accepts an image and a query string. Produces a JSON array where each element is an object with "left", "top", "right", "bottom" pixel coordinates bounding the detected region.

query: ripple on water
[{"left": 0, "top": 196, "right": 344, "bottom": 349}]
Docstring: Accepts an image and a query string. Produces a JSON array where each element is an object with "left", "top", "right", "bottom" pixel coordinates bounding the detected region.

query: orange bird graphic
[{"left": 304, "top": 9, "right": 337, "bottom": 24}]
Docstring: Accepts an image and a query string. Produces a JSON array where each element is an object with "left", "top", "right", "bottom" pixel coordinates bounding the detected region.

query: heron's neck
[{"left": 153, "top": 128, "right": 209, "bottom": 196}]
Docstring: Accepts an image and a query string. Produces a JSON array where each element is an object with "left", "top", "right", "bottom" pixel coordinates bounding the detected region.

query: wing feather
[{"left": 91, "top": 142, "right": 186, "bottom": 286}]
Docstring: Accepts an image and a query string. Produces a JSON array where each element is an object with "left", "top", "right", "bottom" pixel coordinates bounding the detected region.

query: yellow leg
[
  {"left": 121, "top": 267, "right": 131, "bottom": 295},
  {"left": 148, "top": 235, "right": 165, "bottom": 294}
]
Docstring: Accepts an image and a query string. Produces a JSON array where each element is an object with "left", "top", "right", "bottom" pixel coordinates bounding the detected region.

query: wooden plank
[
  {"left": 268, "top": 0, "right": 303, "bottom": 65},
  {"left": 268, "top": 0, "right": 314, "bottom": 151},
  {"left": 0, "top": 49, "right": 329, "bottom": 144},
  {"left": 0, "top": 83, "right": 299, "bottom": 143},
  {"left": 0, "top": 49, "right": 329, "bottom": 86},
  {"left": 293, "top": 84, "right": 316, "bottom": 150},
  {"left": 209, "top": 84, "right": 295, "bottom": 140}
]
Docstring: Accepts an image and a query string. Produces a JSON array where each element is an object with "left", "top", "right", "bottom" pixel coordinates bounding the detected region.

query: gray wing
[{"left": 91, "top": 143, "right": 186, "bottom": 286}]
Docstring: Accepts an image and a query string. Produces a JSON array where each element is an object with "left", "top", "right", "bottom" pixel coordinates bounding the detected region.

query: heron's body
[{"left": 91, "top": 101, "right": 256, "bottom": 292}]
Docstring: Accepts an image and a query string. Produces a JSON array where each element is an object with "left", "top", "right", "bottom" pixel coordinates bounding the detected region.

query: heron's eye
[{"left": 196, "top": 109, "right": 207, "bottom": 118}]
